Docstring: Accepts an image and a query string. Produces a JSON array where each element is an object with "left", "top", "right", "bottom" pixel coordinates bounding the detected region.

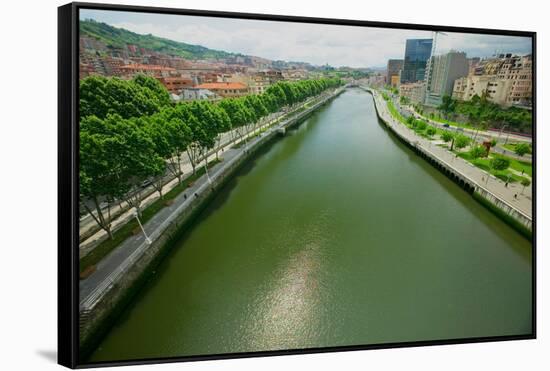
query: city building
[
  {"left": 156, "top": 76, "right": 194, "bottom": 94},
  {"left": 391, "top": 74, "right": 400, "bottom": 88},
  {"left": 118, "top": 63, "right": 176, "bottom": 78},
  {"left": 386, "top": 59, "right": 403, "bottom": 87},
  {"left": 401, "top": 39, "right": 433, "bottom": 84},
  {"left": 452, "top": 54, "right": 532, "bottom": 107},
  {"left": 224, "top": 74, "right": 271, "bottom": 95},
  {"left": 193, "top": 82, "right": 249, "bottom": 98},
  {"left": 180, "top": 87, "right": 220, "bottom": 101},
  {"left": 400, "top": 82, "right": 426, "bottom": 104},
  {"left": 366, "top": 72, "right": 386, "bottom": 88},
  {"left": 424, "top": 51, "right": 469, "bottom": 107}
]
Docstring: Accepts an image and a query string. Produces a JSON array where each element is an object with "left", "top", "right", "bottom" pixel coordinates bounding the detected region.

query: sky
[{"left": 80, "top": 9, "right": 532, "bottom": 68}]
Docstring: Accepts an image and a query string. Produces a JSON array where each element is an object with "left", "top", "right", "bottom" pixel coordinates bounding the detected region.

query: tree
[
  {"left": 119, "top": 118, "right": 165, "bottom": 219},
  {"left": 438, "top": 95, "right": 456, "bottom": 119},
  {"left": 140, "top": 115, "right": 170, "bottom": 199},
  {"left": 441, "top": 131, "right": 454, "bottom": 143},
  {"left": 514, "top": 143, "right": 531, "bottom": 157},
  {"left": 426, "top": 126, "right": 436, "bottom": 136},
  {"left": 189, "top": 100, "right": 230, "bottom": 163},
  {"left": 521, "top": 178, "right": 531, "bottom": 194},
  {"left": 80, "top": 114, "right": 163, "bottom": 234},
  {"left": 490, "top": 157, "right": 510, "bottom": 171},
  {"left": 79, "top": 75, "right": 169, "bottom": 120},
  {"left": 454, "top": 134, "right": 470, "bottom": 150},
  {"left": 416, "top": 120, "right": 427, "bottom": 131},
  {"left": 469, "top": 145, "right": 487, "bottom": 159}
]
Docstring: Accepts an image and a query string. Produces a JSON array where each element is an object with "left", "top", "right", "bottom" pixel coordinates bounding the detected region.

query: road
[
  {"left": 78, "top": 98, "right": 318, "bottom": 255},
  {"left": 372, "top": 89, "right": 532, "bottom": 218},
  {"left": 79, "top": 88, "right": 342, "bottom": 309},
  {"left": 386, "top": 92, "right": 532, "bottom": 144}
]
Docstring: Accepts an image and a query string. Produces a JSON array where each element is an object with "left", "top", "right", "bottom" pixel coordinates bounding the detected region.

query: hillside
[{"left": 80, "top": 19, "right": 241, "bottom": 60}]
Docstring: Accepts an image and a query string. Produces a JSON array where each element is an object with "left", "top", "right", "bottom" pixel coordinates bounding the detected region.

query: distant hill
[{"left": 80, "top": 19, "right": 241, "bottom": 60}]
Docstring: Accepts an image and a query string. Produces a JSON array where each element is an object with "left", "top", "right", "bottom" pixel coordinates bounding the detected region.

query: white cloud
[{"left": 81, "top": 10, "right": 532, "bottom": 68}]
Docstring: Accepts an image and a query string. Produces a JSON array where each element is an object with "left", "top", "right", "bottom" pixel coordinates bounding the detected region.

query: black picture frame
[{"left": 58, "top": 2, "right": 536, "bottom": 368}]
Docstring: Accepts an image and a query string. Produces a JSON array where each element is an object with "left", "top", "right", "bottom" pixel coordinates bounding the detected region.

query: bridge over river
[{"left": 88, "top": 88, "right": 532, "bottom": 362}]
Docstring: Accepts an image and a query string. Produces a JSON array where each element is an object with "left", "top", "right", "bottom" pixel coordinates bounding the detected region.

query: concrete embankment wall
[
  {"left": 366, "top": 88, "right": 532, "bottom": 239},
  {"left": 79, "top": 88, "right": 344, "bottom": 360}
]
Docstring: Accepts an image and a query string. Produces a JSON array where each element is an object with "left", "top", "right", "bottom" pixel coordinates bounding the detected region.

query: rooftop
[
  {"left": 119, "top": 64, "right": 176, "bottom": 71},
  {"left": 194, "top": 82, "right": 248, "bottom": 90}
]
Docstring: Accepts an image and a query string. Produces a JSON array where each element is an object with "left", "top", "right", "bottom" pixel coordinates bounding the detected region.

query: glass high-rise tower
[{"left": 400, "top": 38, "right": 433, "bottom": 83}]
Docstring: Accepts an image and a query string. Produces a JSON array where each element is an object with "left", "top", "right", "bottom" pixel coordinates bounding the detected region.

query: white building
[
  {"left": 452, "top": 54, "right": 532, "bottom": 107},
  {"left": 180, "top": 88, "right": 220, "bottom": 101}
]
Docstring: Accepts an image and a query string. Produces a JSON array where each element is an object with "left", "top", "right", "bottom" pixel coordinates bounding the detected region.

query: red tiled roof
[
  {"left": 194, "top": 82, "right": 248, "bottom": 90},
  {"left": 119, "top": 64, "right": 175, "bottom": 71}
]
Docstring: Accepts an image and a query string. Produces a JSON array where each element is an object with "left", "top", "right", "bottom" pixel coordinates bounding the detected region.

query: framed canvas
[{"left": 58, "top": 2, "right": 536, "bottom": 368}]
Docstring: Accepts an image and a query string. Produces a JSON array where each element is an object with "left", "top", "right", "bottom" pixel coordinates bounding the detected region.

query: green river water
[{"left": 90, "top": 88, "right": 532, "bottom": 362}]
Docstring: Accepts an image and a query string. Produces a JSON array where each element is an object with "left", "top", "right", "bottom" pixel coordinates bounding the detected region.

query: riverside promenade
[
  {"left": 365, "top": 87, "right": 532, "bottom": 230},
  {"left": 78, "top": 105, "right": 301, "bottom": 255},
  {"left": 79, "top": 87, "right": 345, "bottom": 344}
]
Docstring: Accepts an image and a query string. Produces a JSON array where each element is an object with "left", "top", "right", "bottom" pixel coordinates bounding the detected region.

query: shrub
[
  {"left": 469, "top": 145, "right": 487, "bottom": 159},
  {"left": 490, "top": 157, "right": 511, "bottom": 171},
  {"left": 416, "top": 120, "right": 427, "bottom": 130},
  {"left": 514, "top": 143, "right": 531, "bottom": 157},
  {"left": 441, "top": 131, "right": 454, "bottom": 142},
  {"left": 454, "top": 134, "right": 470, "bottom": 149}
]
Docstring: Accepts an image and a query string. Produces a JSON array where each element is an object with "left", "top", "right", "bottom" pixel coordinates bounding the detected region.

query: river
[{"left": 89, "top": 88, "right": 532, "bottom": 362}]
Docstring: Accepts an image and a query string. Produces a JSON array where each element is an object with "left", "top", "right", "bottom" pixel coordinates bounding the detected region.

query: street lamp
[{"left": 134, "top": 211, "right": 151, "bottom": 245}]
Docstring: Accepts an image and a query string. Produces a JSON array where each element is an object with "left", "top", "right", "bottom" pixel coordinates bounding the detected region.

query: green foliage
[
  {"left": 490, "top": 157, "right": 511, "bottom": 171},
  {"left": 469, "top": 145, "right": 487, "bottom": 159},
  {"left": 435, "top": 92, "right": 532, "bottom": 133},
  {"left": 438, "top": 95, "right": 456, "bottom": 118},
  {"left": 454, "top": 134, "right": 470, "bottom": 149},
  {"left": 521, "top": 178, "right": 531, "bottom": 187},
  {"left": 514, "top": 143, "right": 531, "bottom": 157},
  {"left": 79, "top": 76, "right": 342, "bottom": 237},
  {"left": 80, "top": 75, "right": 169, "bottom": 119},
  {"left": 441, "top": 131, "right": 454, "bottom": 142},
  {"left": 490, "top": 139, "right": 497, "bottom": 147},
  {"left": 415, "top": 120, "right": 427, "bottom": 131},
  {"left": 426, "top": 126, "right": 436, "bottom": 136},
  {"left": 80, "top": 19, "right": 236, "bottom": 59}
]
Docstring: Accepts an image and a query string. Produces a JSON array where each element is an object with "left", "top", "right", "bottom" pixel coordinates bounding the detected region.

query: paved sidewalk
[
  {"left": 78, "top": 97, "right": 319, "bottom": 255},
  {"left": 79, "top": 88, "right": 343, "bottom": 309},
  {"left": 369, "top": 88, "right": 532, "bottom": 218}
]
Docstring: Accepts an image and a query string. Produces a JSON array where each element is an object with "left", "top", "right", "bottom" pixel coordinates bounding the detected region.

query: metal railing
[{"left": 79, "top": 88, "right": 343, "bottom": 312}]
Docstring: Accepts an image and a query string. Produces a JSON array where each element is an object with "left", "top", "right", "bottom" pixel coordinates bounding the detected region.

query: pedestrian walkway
[
  {"left": 79, "top": 88, "right": 343, "bottom": 310},
  {"left": 79, "top": 98, "right": 317, "bottom": 256},
  {"left": 368, "top": 88, "right": 532, "bottom": 218}
]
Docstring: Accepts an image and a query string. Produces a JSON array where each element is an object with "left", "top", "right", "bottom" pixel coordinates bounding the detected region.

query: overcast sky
[{"left": 80, "top": 9, "right": 532, "bottom": 68}]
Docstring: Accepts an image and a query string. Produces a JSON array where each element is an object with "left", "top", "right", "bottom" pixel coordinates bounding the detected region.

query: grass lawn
[
  {"left": 492, "top": 152, "right": 532, "bottom": 176},
  {"left": 384, "top": 98, "right": 447, "bottom": 140},
  {"left": 454, "top": 150, "right": 530, "bottom": 183},
  {"left": 502, "top": 142, "right": 533, "bottom": 154},
  {"left": 386, "top": 99, "right": 409, "bottom": 125},
  {"left": 80, "top": 159, "right": 221, "bottom": 274}
]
